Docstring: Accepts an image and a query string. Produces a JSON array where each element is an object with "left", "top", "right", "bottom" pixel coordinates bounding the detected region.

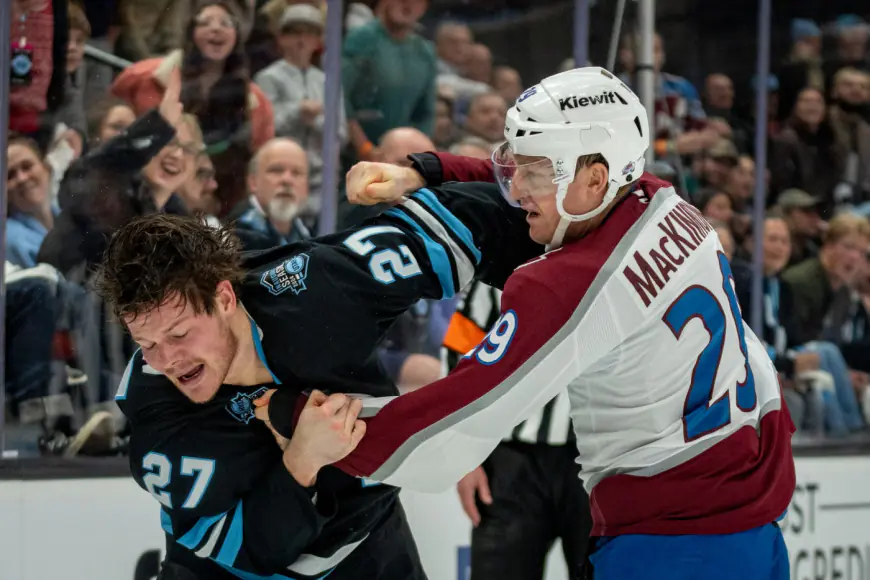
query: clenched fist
[{"left": 345, "top": 162, "right": 426, "bottom": 206}]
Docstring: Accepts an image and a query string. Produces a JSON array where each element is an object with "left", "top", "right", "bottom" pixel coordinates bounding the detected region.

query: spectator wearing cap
[
  {"left": 777, "top": 188, "right": 823, "bottom": 268},
  {"left": 771, "top": 87, "right": 846, "bottom": 217},
  {"left": 749, "top": 73, "right": 782, "bottom": 139},
  {"left": 254, "top": 4, "right": 347, "bottom": 226},
  {"left": 828, "top": 68, "right": 870, "bottom": 209},
  {"left": 833, "top": 15, "right": 869, "bottom": 70},
  {"left": 342, "top": 0, "right": 436, "bottom": 163},
  {"left": 777, "top": 18, "right": 824, "bottom": 122},
  {"left": 696, "top": 138, "right": 739, "bottom": 191}
]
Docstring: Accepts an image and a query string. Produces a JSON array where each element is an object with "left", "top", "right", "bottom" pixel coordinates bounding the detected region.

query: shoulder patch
[
  {"left": 260, "top": 253, "right": 310, "bottom": 296},
  {"left": 227, "top": 387, "right": 269, "bottom": 424}
]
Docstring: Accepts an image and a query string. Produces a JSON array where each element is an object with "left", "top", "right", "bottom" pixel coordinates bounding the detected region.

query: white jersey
[{"left": 334, "top": 174, "right": 796, "bottom": 536}]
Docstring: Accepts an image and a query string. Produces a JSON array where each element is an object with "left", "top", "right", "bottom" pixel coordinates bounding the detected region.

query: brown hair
[
  {"left": 96, "top": 213, "right": 246, "bottom": 321},
  {"left": 68, "top": 1, "right": 92, "bottom": 37}
]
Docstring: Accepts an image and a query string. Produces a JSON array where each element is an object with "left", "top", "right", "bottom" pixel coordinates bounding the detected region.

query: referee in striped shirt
[{"left": 442, "top": 279, "right": 593, "bottom": 580}]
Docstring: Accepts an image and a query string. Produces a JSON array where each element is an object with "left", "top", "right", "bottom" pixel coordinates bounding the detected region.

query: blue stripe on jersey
[
  {"left": 412, "top": 189, "right": 482, "bottom": 264},
  {"left": 160, "top": 509, "right": 173, "bottom": 535},
  {"left": 249, "top": 316, "right": 282, "bottom": 385},
  {"left": 214, "top": 561, "right": 335, "bottom": 580},
  {"left": 385, "top": 209, "right": 455, "bottom": 299},
  {"left": 178, "top": 512, "right": 225, "bottom": 550},
  {"left": 216, "top": 501, "right": 245, "bottom": 566},
  {"left": 115, "top": 349, "right": 141, "bottom": 401}
]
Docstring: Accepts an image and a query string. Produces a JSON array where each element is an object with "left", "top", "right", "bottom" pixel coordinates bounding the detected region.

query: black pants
[
  {"left": 471, "top": 441, "right": 593, "bottom": 580},
  {"left": 162, "top": 499, "right": 427, "bottom": 580}
]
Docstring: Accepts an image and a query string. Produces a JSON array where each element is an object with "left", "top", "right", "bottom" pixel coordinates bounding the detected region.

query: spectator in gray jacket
[{"left": 254, "top": 4, "right": 347, "bottom": 223}]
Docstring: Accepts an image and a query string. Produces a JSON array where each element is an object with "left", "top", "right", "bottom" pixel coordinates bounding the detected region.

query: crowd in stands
[{"left": 4, "top": 0, "right": 870, "bottom": 458}]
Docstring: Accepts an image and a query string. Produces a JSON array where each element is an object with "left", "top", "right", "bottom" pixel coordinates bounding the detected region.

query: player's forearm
[{"left": 408, "top": 152, "right": 495, "bottom": 186}]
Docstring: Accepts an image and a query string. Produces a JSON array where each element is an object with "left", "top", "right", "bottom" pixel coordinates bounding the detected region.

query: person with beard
[
  {"left": 228, "top": 137, "right": 312, "bottom": 251},
  {"left": 770, "top": 88, "right": 846, "bottom": 217},
  {"left": 827, "top": 68, "right": 870, "bottom": 209},
  {"left": 112, "top": 0, "right": 275, "bottom": 218},
  {"left": 255, "top": 4, "right": 348, "bottom": 230}
]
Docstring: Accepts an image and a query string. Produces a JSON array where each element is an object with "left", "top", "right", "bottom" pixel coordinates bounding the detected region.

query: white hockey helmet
[{"left": 493, "top": 67, "right": 650, "bottom": 248}]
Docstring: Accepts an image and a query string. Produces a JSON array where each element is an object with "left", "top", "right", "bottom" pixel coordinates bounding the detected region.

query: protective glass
[{"left": 491, "top": 141, "right": 560, "bottom": 207}]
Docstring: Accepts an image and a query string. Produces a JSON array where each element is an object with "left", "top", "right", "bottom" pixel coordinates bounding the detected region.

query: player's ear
[
  {"left": 589, "top": 163, "right": 609, "bottom": 199},
  {"left": 214, "top": 280, "right": 237, "bottom": 315}
]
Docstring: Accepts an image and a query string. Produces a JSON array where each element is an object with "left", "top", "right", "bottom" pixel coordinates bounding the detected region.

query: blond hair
[{"left": 824, "top": 213, "right": 870, "bottom": 245}]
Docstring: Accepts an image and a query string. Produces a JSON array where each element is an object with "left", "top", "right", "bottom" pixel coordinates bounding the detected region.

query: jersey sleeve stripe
[
  {"left": 195, "top": 514, "right": 229, "bottom": 559},
  {"left": 384, "top": 208, "right": 457, "bottom": 298},
  {"left": 409, "top": 188, "right": 483, "bottom": 265},
  {"left": 401, "top": 198, "right": 475, "bottom": 290},
  {"left": 114, "top": 349, "right": 141, "bottom": 401},
  {"left": 160, "top": 509, "right": 173, "bottom": 535},
  {"left": 286, "top": 536, "right": 368, "bottom": 576},
  {"left": 215, "top": 501, "right": 244, "bottom": 566},
  {"left": 177, "top": 512, "right": 225, "bottom": 551}
]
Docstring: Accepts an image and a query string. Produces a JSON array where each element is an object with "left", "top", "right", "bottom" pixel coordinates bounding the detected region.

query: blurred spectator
[
  {"left": 783, "top": 213, "right": 870, "bottom": 345},
  {"left": 462, "top": 92, "right": 507, "bottom": 149},
  {"left": 464, "top": 43, "right": 492, "bottom": 85},
  {"left": 39, "top": 85, "right": 202, "bottom": 276},
  {"left": 177, "top": 153, "right": 220, "bottom": 219},
  {"left": 79, "top": 0, "right": 120, "bottom": 105},
  {"left": 749, "top": 73, "right": 782, "bottom": 139},
  {"left": 228, "top": 137, "right": 311, "bottom": 250},
  {"left": 6, "top": 135, "right": 55, "bottom": 268},
  {"left": 731, "top": 215, "right": 862, "bottom": 437},
  {"left": 85, "top": 97, "right": 137, "bottom": 149},
  {"left": 434, "top": 24, "right": 489, "bottom": 107},
  {"left": 53, "top": 1, "right": 89, "bottom": 140},
  {"left": 703, "top": 73, "right": 752, "bottom": 153},
  {"left": 710, "top": 219, "right": 735, "bottom": 261},
  {"left": 777, "top": 188, "right": 824, "bottom": 268},
  {"left": 345, "top": 1, "right": 376, "bottom": 31},
  {"left": 435, "top": 21, "right": 472, "bottom": 76},
  {"left": 770, "top": 88, "right": 845, "bottom": 216},
  {"left": 10, "top": 0, "right": 69, "bottom": 149},
  {"left": 255, "top": 4, "right": 348, "bottom": 224},
  {"left": 828, "top": 68, "right": 870, "bottom": 208},
  {"left": 434, "top": 94, "right": 460, "bottom": 150},
  {"left": 697, "top": 188, "right": 734, "bottom": 226},
  {"left": 339, "top": 126, "right": 435, "bottom": 228},
  {"left": 696, "top": 138, "right": 739, "bottom": 190},
  {"left": 114, "top": 0, "right": 187, "bottom": 62},
  {"left": 112, "top": 0, "right": 275, "bottom": 217},
  {"left": 620, "top": 32, "right": 722, "bottom": 160},
  {"left": 449, "top": 136, "right": 492, "bottom": 160},
  {"left": 832, "top": 15, "right": 870, "bottom": 71},
  {"left": 839, "top": 258, "right": 870, "bottom": 374},
  {"left": 343, "top": 0, "right": 435, "bottom": 163},
  {"left": 777, "top": 18, "right": 825, "bottom": 123},
  {"left": 491, "top": 65, "right": 523, "bottom": 106}
]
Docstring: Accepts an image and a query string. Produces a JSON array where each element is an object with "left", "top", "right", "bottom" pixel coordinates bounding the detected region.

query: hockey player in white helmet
[{"left": 260, "top": 67, "right": 796, "bottom": 580}]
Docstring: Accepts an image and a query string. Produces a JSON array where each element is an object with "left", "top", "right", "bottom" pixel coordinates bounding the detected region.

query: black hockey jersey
[{"left": 115, "top": 183, "right": 541, "bottom": 579}]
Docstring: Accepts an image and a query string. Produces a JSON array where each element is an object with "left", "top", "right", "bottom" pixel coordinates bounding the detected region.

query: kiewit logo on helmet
[{"left": 559, "top": 92, "right": 622, "bottom": 110}]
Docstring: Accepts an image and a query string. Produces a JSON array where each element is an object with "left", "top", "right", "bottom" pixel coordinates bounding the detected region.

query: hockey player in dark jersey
[{"left": 98, "top": 183, "right": 540, "bottom": 580}]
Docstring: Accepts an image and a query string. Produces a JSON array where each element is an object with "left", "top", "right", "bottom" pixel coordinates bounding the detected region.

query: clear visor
[{"left": 491, "top": 141, "right": 559, "bottom": 208}]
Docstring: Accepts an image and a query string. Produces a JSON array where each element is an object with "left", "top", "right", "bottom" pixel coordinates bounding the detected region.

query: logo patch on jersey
[
  {"left": 227, "top": 387, "right": 269, "bottom": 424},
  {"left": 260, "top": 253, "right": 310, "bottom": 296}
]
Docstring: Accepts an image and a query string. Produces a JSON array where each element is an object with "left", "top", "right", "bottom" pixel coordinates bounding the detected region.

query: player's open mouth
[
  {"left": 527, "top": 211, "right": 540, "bottom": 221},
  {"left": 179, "top": 364, "right": 205, "bottom": 385}
]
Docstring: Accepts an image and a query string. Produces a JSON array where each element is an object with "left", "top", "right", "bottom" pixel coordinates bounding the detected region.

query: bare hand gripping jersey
[
  {"left": 115, "top": 183, "right": 542, "bottom": 579},
  {"left": 295, "top": 172, "right": 796, "bottom": 538}
]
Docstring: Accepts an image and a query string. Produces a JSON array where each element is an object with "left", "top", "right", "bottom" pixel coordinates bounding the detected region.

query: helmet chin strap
[{"left": 546, "top": 180, "right": 621, "bottom": 250}]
